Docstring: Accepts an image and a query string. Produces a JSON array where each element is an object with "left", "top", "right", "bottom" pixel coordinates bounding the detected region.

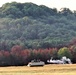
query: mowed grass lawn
[{"left": 0, "top": 64, "right": 76, "bottom": 75}]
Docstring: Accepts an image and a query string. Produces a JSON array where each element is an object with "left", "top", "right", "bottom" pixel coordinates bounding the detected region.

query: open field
[{"left": 0, "top": 64, "right": 76, "bottom": 75}]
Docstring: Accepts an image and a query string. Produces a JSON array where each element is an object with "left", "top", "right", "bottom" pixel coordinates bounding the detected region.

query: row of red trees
[
  {"left": 0, "top": 44, "right": 76, "bottom": 66},
  {"left": 0, "top": 45, "right": 58, "bottom": 66}
]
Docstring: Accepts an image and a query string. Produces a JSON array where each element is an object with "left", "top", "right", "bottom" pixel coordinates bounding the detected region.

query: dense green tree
[{"left": 58, "top": 47, "right": 72, "bottom": 59}]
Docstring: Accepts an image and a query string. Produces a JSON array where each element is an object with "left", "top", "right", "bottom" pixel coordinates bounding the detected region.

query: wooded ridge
[{"left": 0, "top": 2, "right": 76, "bottom": 50}]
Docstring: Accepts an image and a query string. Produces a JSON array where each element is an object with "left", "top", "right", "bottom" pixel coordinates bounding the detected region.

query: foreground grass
[{"left": 0, "top": 64, "right": 76, "bottom": 75}]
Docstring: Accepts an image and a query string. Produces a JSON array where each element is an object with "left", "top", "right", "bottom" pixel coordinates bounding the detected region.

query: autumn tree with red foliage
[
  {"left": 68, "top": 38, "right": 76, "bottom": 63},
  {"left": 10, "top": 45, "right": 23, "bottom": 65},
  {"left": 21, "top": 49, "right": 30, "bottom": 65},
  {"left": 0, "top": 50, "right": 10, "bottom": 66}
]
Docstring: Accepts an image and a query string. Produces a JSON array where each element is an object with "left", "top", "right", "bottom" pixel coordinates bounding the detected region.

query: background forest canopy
[{"left": 0, "top": 2, "right": 76, "bottom": 50}]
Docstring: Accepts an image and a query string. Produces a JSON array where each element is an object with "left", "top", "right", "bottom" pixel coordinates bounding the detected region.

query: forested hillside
[{"left": 0, "top": 2, "right": 76, "bottom": 50}]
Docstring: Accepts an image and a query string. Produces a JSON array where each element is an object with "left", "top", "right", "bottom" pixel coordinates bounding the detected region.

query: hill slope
[{"left": 0, "top": 2, "right": 76, "bottom": 50}]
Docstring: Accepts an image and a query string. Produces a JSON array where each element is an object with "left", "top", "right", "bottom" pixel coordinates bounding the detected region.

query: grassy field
[{"left": 0, "top": 64, "right": 76, "bottom": 75}]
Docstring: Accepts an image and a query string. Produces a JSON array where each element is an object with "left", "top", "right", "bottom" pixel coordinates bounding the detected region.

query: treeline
[
  {"left": 0, "top": 2, "right": 57, "bottom": 18},
  {"left": 0, "top": 42, "right": 76, "bottom": 66}
]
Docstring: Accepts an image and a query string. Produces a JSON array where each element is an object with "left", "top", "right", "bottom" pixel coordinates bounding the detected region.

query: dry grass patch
[{"left": 0, "top": 64, "right": 76, "bottom": 75}]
